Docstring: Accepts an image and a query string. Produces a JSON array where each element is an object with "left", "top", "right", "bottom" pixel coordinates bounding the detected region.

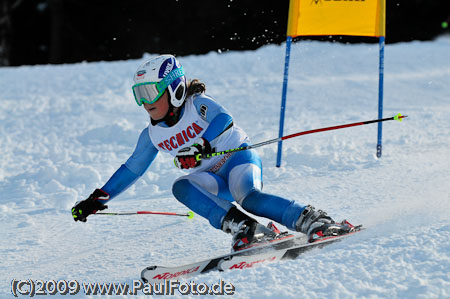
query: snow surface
[{"left": 1, "top": 36, "right": 450, "bottom": 298}]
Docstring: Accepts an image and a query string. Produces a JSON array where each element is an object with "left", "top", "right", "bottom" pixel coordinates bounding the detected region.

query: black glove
[
  {"left": 71, "top": 189, "right": 109, "bottom": 222},
  {"left": 174, "top": 137, "right": 212, "bottom": 169}
]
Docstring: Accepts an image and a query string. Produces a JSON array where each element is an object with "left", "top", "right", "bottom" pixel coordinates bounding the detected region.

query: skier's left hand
[
  {"left": 174, "top": 137, "right": 212, "bottom": 169},
  {"left": 71, "top": 189, "right": 109, "bottom": 222}
]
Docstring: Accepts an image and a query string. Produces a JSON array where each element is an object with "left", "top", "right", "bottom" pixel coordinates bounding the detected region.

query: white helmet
[{"left": 132, "top": 54, "right": 187, "bottom": 108}]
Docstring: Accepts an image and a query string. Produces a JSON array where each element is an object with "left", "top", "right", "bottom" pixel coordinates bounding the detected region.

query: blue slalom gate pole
[
  {"left": 377, "top": 36, "right": 385, "bottom": 158},
  {"left": 276, "top": 36, "right": 293, "bottom": 167}
]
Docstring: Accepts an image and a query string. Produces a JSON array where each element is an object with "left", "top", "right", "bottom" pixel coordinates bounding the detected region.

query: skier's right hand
[
  {"left": 71, "top": 189, "right": 109, "bottom": 222},
  {"left": 174, "top": 137, "right": 212, "bottom": 169}
]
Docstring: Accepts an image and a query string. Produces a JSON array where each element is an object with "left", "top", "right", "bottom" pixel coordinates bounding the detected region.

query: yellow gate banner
[{"left": 287, "top": 0, "right": 385, "bottom": 37}]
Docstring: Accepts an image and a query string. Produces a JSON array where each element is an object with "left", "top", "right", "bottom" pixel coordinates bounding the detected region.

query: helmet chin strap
[{"left": 163, "top": 102, "right": 179, "bottom": 127}]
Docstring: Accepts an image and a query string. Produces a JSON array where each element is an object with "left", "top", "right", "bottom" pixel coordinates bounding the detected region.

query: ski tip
[
  {"left": 394, "top": 113, "right": 407, "bottom": 121},
  {"left": 187, "top": 211, "right": 194, "bottom": 219},
  {"left": 141, "top": 266, "right": 157, "bottom": 283}
]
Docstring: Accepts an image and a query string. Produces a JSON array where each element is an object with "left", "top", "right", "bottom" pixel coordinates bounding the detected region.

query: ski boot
[
  {"left": 222, "top": 207, "right": 281, "bottom": 251},
  {"left": 295, "top": 205, "right": 354, "bottom": 243}
]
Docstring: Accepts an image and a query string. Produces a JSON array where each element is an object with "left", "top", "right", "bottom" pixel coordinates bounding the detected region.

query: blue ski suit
[{"left": 99, "top": 93, "right": 306, "bottom": 231}]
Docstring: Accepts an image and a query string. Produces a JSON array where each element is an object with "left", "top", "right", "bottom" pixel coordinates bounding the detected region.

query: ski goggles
[{"left": 132, "top": 67, "right": 185, "bottom": 106}]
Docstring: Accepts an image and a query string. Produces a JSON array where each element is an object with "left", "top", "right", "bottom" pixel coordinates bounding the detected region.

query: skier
[{"left": 71, "top": 54, "right": 352, "bottom": 251}]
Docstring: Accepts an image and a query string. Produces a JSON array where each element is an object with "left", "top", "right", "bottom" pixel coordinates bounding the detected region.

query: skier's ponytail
[{"left": 186, "top": 79, "right": 206, "bottom": 97}]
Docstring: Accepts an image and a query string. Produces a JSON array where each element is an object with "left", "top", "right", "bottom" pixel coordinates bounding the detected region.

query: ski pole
[
  {"left": 95, "top": 210, "right": 195, "bottom": 219},
  {"left": 197, "top": 113, "right": 407, "bottom": 160}
]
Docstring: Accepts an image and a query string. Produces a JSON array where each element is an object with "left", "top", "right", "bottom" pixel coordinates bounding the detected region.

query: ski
[{"left": 141, "top": 226, "right": 363, "bottom": 283}]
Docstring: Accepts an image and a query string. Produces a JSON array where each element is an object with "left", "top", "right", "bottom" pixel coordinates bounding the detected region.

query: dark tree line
[{"left": 1, "top": 0, "right": 449, "bottom": 66}]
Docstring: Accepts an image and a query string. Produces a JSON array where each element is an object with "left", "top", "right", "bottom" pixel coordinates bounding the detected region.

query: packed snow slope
[{"left": 1, "top": 36, "right": 450, "bottom": 298}]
